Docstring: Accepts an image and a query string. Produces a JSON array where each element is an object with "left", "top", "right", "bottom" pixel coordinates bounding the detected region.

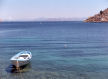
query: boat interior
[{"left": 15, "top": 54, "right": 29, "bottom": 59}]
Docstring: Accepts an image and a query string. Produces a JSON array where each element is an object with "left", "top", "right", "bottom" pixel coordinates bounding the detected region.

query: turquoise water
[{"left": 0, "top": 21, "right": 108, "bottom": 79}]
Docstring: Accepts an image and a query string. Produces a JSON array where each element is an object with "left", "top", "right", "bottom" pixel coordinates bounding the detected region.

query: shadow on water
[{"left": 6, "top": 63, "right": 31, "bottom": 73}]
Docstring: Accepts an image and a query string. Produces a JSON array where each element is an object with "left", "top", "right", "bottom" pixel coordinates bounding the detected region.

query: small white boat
[{"left": 10, "top": 51, "right": 32, "bottom": 68}]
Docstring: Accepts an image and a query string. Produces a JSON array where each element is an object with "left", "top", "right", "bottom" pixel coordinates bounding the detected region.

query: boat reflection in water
[{"left": 6, "top": 63, "right": 31, "bottom": 73}]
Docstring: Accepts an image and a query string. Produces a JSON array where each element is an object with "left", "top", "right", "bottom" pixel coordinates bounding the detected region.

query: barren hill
[{"left": 84, "top": 8, "right": 108, "bottom": 22}]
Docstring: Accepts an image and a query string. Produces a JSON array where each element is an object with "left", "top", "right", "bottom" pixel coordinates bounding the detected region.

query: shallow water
[{"left": 0, "top": 21, "right": 108, "bottom": 79}]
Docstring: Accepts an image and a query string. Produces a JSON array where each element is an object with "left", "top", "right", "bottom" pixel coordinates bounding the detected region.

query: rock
[{"left": 84, "top": 8, "right": 108, "bottom": 22}]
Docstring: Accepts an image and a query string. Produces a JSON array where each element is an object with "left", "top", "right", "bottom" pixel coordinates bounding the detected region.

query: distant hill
[
  {"left": 84, "top": 8, "right": 108, "bottom": 22},
  {"left": 34, "top": 18, "right": 85, "bottom": 21},
  {"left": 0, "top": 19, "right": 1, "bottom": 22}
]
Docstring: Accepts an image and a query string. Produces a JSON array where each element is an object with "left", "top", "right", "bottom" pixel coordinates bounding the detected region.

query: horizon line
[{"left": 0, "top": 20, "right": 84, "bottom": 23}]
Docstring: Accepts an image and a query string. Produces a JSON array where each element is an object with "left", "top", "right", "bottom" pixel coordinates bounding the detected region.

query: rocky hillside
[{"left": 84, "top": 8, "right": 108, "bottom": 22}]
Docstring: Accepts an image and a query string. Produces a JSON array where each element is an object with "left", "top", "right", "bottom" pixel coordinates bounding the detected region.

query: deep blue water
[{"left": 0, "top": 21, "right": 108, "bottom": 79}]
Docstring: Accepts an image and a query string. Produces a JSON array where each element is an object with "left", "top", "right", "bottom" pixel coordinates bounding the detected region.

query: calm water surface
[{"left": 0, "top": 21, "right": 108, "bottom": 79}]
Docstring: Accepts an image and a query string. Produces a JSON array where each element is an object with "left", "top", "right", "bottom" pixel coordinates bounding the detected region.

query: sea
[{"left": 0, "top": 21, "right": 108, "bottom": 79}]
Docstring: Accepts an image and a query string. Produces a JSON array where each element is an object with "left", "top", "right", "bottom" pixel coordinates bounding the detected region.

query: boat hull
[{"left": 11, "top": 60, "right": 30, "bottom": 68}]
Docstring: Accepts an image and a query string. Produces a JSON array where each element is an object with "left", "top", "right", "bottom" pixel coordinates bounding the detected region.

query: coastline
[{"left": 84, "top": 8, "right": 108, "bottom": 23}]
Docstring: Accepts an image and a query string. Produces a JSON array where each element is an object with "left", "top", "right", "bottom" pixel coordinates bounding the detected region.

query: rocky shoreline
[{"left": 84, "top": 8, "right": 108, "bottom": 22}]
